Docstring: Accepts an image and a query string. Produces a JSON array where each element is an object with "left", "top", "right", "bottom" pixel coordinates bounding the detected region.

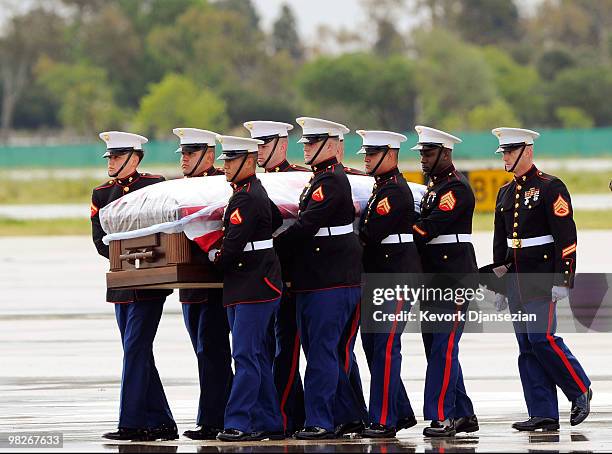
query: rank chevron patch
[
  {"left": 553, "top": 194, "right": 570, "bottom": 217},
  {"left": 376, "top": 197, "right": 391, "bottom": 215},
  {"left": 230, "top": 208, "right": 243, "bottom": 225},
  {"left": 312, "top": 185, "right": 324, "bottom": 202},
  {"left": 438, "top": 191, "right": 456, "bottom": 212}
]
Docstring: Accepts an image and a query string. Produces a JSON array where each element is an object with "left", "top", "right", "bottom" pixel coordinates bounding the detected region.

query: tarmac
[{"left": 1, "top": 233, "right": 611, "bottom": 452}]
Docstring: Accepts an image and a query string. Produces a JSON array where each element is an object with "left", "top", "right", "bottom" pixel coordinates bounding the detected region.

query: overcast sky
[
  {"left": 0, "top": 0, "right": 542, "bottom": 39},
  {"left": 252, "top": 0, "right": 542, "bottom": 41}
]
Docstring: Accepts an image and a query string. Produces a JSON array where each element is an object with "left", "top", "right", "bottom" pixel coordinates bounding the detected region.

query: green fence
[{"left": 1, "top": 127, "right": 611, "bottom": 168}]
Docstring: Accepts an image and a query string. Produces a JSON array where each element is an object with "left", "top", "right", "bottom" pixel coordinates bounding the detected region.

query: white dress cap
[
  {"left": 99, "top": 131, "right": 148, "bottom": 158},
  {"left": 356, "top": 130, "right": 407, "bottom": 154},
  {"left": 411, "top": 125, "right": 462, "bottom": 150},
  {"left": 172, "top": 128, "right": 218, "bottom": 153},
  {"left": 296, "top": 117, "right": 349, "bottom": 143},
  {"left": 243, "top": 121, "right": 293, "bottom": 139},
  {"left": 338, "top": 124, "right": 350, "bottom": 141},
  {"left": 491, "top": 127, "right": 540, "bottom": 153},
  {"left": 99, "top": 131, "right": 148, "bottom": 150},
  {"left": 216, "top": 135, "right": 263, "bottom": 160}
]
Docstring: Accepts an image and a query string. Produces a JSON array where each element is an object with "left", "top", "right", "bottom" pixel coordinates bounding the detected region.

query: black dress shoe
[
  {"left": 149, "top": 424, "right": 179, "bottom": 440},
  {"left": 362, "top": 423, "right": 397, "bottom": 438},
  {"left": 102, "top": 428, "right": 151, "bottom": 441},
  {"left": 512, "top": 417, "right": 559, "bottom": 432},
  {"left": 249, "top": 431, "right": 286, "bottom": 441},
  {"left": 183, "top": 426, "right": 221, "bottom": 440},
  {"left": 217, "top": 428, "right": 251, "bottom": 442},
  {"left": 455, "top": 415, "right": 479, "bottom": 433},
  {"left": 397, "top": 415, "right": 418, "bottom": 431},
  {"left": 423, "top": 419, "right": 456, "bottom": 437},
  {"left": 571, "top": 388, "right": 592, "bottom": 426},
  {"left": 295, "top": 426, "right": 336, "bottom": 440},
  {"left": 334, "top": 420, "right": 365, "bottom": 437}
]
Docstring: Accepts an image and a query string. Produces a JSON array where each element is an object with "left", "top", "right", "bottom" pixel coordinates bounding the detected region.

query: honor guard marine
[
  {"left": 410, "top": 126, "right": 479, "bottom": 438},
  {"left": 92, "top": 131, "right": 177, "bottom": 442},
  {"left": 356, "top": 130, "right": 420, "bottom": 438},
  {"left": 244, "top": 120, "right": 308, "bottom": 435},
  {"left": 211, "top": 135, "right": 285, "bottom": 442},
  {"left": 490, "top": 127, "right": 591, "bottom": 431},
  {"left": 172, "top": 128, "right": 232, "bottom": 441},
  {"left": 274, "top": 117, "right": 364, "bottom": 440}
]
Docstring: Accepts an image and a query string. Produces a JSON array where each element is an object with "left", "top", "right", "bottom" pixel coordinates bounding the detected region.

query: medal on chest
[{"left": 523, "top": 187, "right": 539, "bottom": 206}]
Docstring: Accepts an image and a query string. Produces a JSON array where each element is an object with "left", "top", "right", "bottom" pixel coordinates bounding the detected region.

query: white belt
[
  {"left": 381, "top": 233, "right": 414, "bottom": 244},
  {"left": 427, "top": 234, "right": 472, "bottom": 245},
  {"left": 243, "top": 239, "right": 273, "bottom": 252},
  {"left": 315, "top": 223, "right": 354, "bottom": 237},
  {"left": 507, "top": 234, "right": 554, "bottom": 249}
]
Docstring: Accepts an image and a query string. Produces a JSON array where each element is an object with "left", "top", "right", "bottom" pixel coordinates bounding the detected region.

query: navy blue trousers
[
  {"left": 338, "top": 301, "right": 369, "bottom": 426},
  {"left": 362, "top": 299, "right": 414, "bottom": 427},
  {"left": 272, "top": 290, "right": 305, "bottom": 433},
  {"left": 422, "top": 307, "right": 474, "bottom": 421},
  {"left": 508, "top": 283, "right": 590, "bottom": 419},
  {"left": 224, "top": 298, "right": 283, "bottom": 433},
  {"left": 114, "top": 300, "right": 175, "bottom": 429},
  {"left": 296, "top": 287, "right": 363, "bottom": 431},
  {"left": 182, "top": 289, "right": 233, "bottom": 428}
]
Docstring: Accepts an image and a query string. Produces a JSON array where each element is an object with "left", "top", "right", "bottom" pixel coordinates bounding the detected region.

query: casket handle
[{"left": 119, "top": 251, "right": 156, "bottom": 262}]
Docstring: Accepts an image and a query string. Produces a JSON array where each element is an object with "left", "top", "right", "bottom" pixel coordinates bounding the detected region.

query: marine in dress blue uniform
[
  {"left": 92, "top": 131, "right": 176, "bottom": 442},
  {"left": 356, "top": 131, "right": 420, "bottom": 438},
  {"left": 212, "top": 136, "right": 285, "bottom": 442},
  {"left": 335, "top": 126, "right": 370, "bottom": 430},
  {"left": 244, "top": 121, "right": 307, "bottom": 435},
  {"left": 172, "top": 128, "right": 233, "bottom": 440},
  {"left": 410, "top": 126, "right": 479, "bottom": 438},
  {"left": 489, "top": 127, "right": 591, "bottom": 431},
  {"left": 274, "top": 117, "right": 364, "bottom": 440}
]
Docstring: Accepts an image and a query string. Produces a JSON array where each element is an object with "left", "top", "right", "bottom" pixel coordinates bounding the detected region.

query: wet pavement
[{"left": 1, "top": 234, "right": 611, "bottom": 452}]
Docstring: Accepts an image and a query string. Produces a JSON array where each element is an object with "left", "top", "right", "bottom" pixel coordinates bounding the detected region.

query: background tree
[
  {"left": 298, "top": 53, "right": 417, "bottom": 130},
  {"left": 36, "top": 59, "right": 126, "bottom": 135},
  {"left": 0, "top": 6, "right": 66, "bottom": 142},
  {"left": 451, "top": 0, "right": 519, "bottom": 46},
  {"left": 412, "top": 30, "right": 497, "bottom": 129},
  {"left": 272, "top": 3, "right": 304, "bottom": 61},
  {"left": 134, "top": 74, "right": 228, "bottom": 138}
]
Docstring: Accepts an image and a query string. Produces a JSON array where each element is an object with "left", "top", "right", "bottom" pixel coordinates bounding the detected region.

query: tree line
[{"left": 0, "top": 0, "right": 611, "bottom": 143}]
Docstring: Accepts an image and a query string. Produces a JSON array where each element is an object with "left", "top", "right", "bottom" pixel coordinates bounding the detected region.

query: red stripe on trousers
[
  {"left": 380, "top": 300, "right": 404, "bottom": 425},
  {"left": 437, "top": 317, "right": 459, "bottom": 421},
  {"left": 546, "top": 301, "right": 587, "bottom": 394},
  {"left": 344, "top": 303, "right": 361, "bottom": 373},
  {"left": 279, "top": 332, "right": 301, "bottom": 431}
]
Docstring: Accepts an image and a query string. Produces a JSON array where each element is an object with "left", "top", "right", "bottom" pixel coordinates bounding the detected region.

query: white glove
[
  {"left": 552, "top": 285, "right": 569, "bottom": 302},
  {"left": 208, "top": 248, "right": 219, "bottom": 263},
  {"left": 494, "top": 293, "right": 508, "bottom": 312}
]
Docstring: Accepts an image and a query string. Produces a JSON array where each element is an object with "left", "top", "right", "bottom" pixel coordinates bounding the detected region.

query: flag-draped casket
[{"left": 100, "top": 172, "right": 426, "bottom": 289}]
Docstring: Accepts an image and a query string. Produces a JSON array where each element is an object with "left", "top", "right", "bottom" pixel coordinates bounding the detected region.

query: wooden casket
[{"left": 106, "top": 232, "right": 221, "bottom": 290}]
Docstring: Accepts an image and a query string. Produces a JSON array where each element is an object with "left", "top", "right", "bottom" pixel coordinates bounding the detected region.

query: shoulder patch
[
  {"left": 438, "top": 191, "right": 456, "bottom": 212},
  {"left": 230, "top": 208, "right": 243, "bottom": 225},
  {"left": 312, "top": 185, "right": 324, "bottom": 202},
  {"left": 553, "top": 194, "right": 570, "bottom": 217},
  {"left": 376, "top": 197, "right": 391, "bottom": 215},
  {"left": 90, "top": 202, "right": 99, "bottom": 218}
]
